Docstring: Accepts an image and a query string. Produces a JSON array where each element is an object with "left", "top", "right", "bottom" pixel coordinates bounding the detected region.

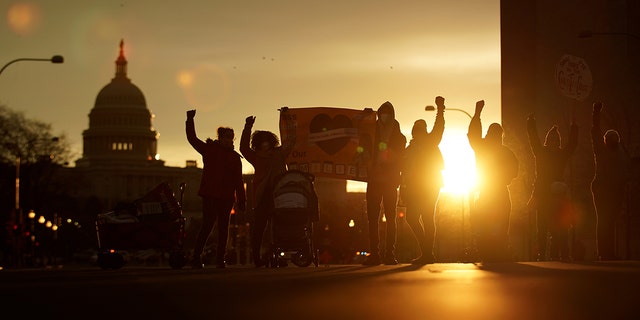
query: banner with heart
[{"left": 279, "top": 107, "right": 376, "bottom": 182}]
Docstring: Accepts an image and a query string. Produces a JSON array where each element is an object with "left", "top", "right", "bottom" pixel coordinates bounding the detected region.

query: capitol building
[{"left": 70, "top": 41, "right": 202, "bottom": 217}]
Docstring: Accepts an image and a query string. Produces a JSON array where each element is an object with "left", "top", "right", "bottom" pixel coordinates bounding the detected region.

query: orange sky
[{"left": 1, "top": 0, "right": 501, "bottom": 191}]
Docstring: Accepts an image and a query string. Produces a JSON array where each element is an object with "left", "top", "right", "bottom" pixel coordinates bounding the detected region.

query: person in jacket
[
  {"left": 364, "top": 101, "right": 407, "bottom": 265},
  {"left": 401, "top": 96, "right": 446, "bottom": 265},
  {"left": 526, "top": 113, "right": 578, "bottom": 261},
  {"left": 186, "top": 109, "right": 246, "bottom": 269},
  {"left": 240, "top": 115, "right": 295, "bottom": 267},
  {"left": 591, "top": 102, "right": 630, "bottom": 260},
  {"left": 467, "top": 100, "right": 518, "bottom": 262}
]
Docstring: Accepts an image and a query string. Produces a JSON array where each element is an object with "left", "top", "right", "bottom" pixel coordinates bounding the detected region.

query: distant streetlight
[
  {"left": 0, "top": 55, "right": 64, "bottom": 76},
  {"left": 425, "top": 105, "right": 473, "bottom": 119},
  {"left": 578, "top": 30, "right": 640, "bottom": 41},
  {"left": 0, "top": 55, "right": 64, "bottom": 213},
  {"left": 1, "top": 55, "right": 63, "bottom": 268}
]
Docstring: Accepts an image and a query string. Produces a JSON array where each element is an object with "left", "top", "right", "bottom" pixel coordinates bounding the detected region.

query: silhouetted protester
[
  {"left": 401, "top": 96, "right": 445, "bottom": 265},
  {"left": 240, "top": 115, "right": 295, "bottom": 267},
  {"left": 590, "top": 102, "right": 630, "bottom": 260},
  {"left": 526, "top": 113, "right": 578, "bottom": 261},
  {"left": 186, "top": 109, "right": 246, "bottom": 269},
  {"left": 364, "top": 101, "right": 407, "bottom": 265},
  {"left": 467, "top": 100, "right": 518, "bottom": 262}
]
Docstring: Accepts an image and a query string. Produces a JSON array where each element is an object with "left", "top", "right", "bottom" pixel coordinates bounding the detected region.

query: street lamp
[
  {"left": 1, "top": 55, "right": 64, "bottom": 268},
  {"left": 1, "top": 55, "right": 64, "bottom": 212},
  {"left": 425, "top": 105, "right": 473, "bottom": 119},
  {"left": 0, "top": 55, "right": 64, "bottom": 75}
]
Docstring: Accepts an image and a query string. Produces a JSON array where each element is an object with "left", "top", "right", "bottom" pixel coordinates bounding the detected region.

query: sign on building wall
[
  {"left": 279, "top": 107, "right": 376, "bottom": 182},
  {"left": 555, "top": 54, "right": 593, "bottom": 101}
]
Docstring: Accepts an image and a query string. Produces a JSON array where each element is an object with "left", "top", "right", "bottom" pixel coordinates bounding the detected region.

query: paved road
[{"left": 1, "top": 261, "right": 639, "bottom": 319}]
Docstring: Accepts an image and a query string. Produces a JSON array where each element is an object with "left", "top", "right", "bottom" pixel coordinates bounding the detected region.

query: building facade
[{"left": 501, "top": 0, "right": 640, "bottom": 260}]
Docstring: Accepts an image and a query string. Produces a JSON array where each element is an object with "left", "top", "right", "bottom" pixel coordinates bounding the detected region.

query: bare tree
[{"left": 0, "top": 104, "right": 73, "bottom": 166}]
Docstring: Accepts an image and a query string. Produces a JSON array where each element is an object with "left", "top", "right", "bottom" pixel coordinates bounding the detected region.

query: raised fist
[
  {"left": 435, "top": 96, "right": 445, "bottom": 109},
  {"left": 245, "top": 116, "right": 256, "bottom": 126},
  {"left": 186, "top": 109, "right": 196, "bottom": 119},
  {"left": 475, "top": 100, "right": 485, "bottom": 114}
]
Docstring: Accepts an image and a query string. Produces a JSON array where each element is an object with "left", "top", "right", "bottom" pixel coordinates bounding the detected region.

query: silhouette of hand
[
  {"left": 245, "top": 116, "right": 256, "bottom": 126},
  {"left": 593, "top": 102, "right": 603, "bottom": 113},
  {"left": 435, "top": 96, "right": 445, "bottom": 110},
  {"left": 186, "top": 109, "right": 196, "bottom": 119},
  {"left": 475, "top": 100, "right": 485, "bottom": 115}
]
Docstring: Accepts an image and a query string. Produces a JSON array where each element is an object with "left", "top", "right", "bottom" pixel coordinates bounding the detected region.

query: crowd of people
[{"left": 185, "top": 98, "right": 631, "bottom": 268}]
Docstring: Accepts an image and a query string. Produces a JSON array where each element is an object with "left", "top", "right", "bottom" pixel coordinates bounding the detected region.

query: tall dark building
[{"left": 501, "top": 0, "right": 640, "bottom": 260}]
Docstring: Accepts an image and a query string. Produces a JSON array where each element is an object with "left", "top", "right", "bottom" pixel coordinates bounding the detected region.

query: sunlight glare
[
  {"left": 7, "top": 2, "right": 41, "bottom": 36},
  {"left": 177, "top": 64, "right": 230, "bottom": 111},
  {"left": 346, "top": 130, "right": 476, "bottom": 195},
  {"left": 176, "top": 71, "right": 194, "bottom": 88},
  {"left": 439, "top": 131, "right": 477, "bottom": 195}
]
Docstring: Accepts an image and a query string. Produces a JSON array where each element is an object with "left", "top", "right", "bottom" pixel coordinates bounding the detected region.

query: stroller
[
  {"left": 269, "top": 170, "right": 319, "bottom": 267},
  {"left": 95, "top": 182, "right": 187, "bottom": 270}
]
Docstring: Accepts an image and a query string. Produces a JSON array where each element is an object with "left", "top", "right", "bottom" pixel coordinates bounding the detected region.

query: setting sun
[
  {"left": 346, "top": 128, "right": 478, "bottom": 195},
  {"left": 439, "top": 129, "right": 477, "bottom": 195}
]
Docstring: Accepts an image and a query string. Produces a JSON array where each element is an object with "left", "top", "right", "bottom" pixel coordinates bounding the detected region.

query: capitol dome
[
  {"left": 76, "top": 40, "right": 161, "bottom": 167},
  {"left": 94, "top": 40, "right": 147, "bottom": 109},
  {"left": 95, "top": 77, "right": 147, "bottom": 108}
]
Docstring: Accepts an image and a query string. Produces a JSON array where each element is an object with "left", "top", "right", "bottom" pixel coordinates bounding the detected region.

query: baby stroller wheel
[
  {"left": 291, "top": 248, "right": 313, "bottom": 267},
  {"left": 169, "top": 251, "right": 186, "bottom": 269}
]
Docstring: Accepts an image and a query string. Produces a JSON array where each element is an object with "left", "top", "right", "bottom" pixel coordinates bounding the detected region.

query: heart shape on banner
[{"left": 309, "top": 113, "right": 353, "bottom": 155}]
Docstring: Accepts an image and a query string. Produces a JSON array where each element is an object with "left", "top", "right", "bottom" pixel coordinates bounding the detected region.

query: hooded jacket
[
  {"left": 527, "top": 116, "right": 578, "bottom": 206},
  {"left": 186, "top": 119, "right": 246, "bottom": 203},
  {"left": 369, "top": 101, "right": 406, "bottom": 186}
]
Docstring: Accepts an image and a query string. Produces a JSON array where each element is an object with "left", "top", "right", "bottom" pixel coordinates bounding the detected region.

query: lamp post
[
  {"left": 0, "top": 55, "right": 64, "bottom": 75},
  {"left": 425, "top": 105, "right": 473, "bottom": 119},
  {"left": 1, "top": 55, "right": 64, "bottom": 267}
]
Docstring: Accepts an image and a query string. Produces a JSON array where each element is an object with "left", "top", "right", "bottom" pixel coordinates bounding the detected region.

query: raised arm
[
  {"left": 185, "top": 109, "right": 206, "bottom": 153},
  {"left": 431, "top": 96, "right": 445, "bottom": 144},
  {"left": 240, "top": 116, "right": 257, "bottom": 164},
  {"left": 467, "top": 100, "right": 485, "bottom": 150},
  {"left": 526, "top": 113, "right": 542, "bottom": 155}
]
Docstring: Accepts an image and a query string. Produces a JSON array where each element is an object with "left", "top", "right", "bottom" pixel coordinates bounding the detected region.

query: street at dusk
[
  {"left": 2, "top": 3, "right": 640, "bottom": 320},
  {"left": 2, "top": 261, "right": 639, "bottom": 319}
]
